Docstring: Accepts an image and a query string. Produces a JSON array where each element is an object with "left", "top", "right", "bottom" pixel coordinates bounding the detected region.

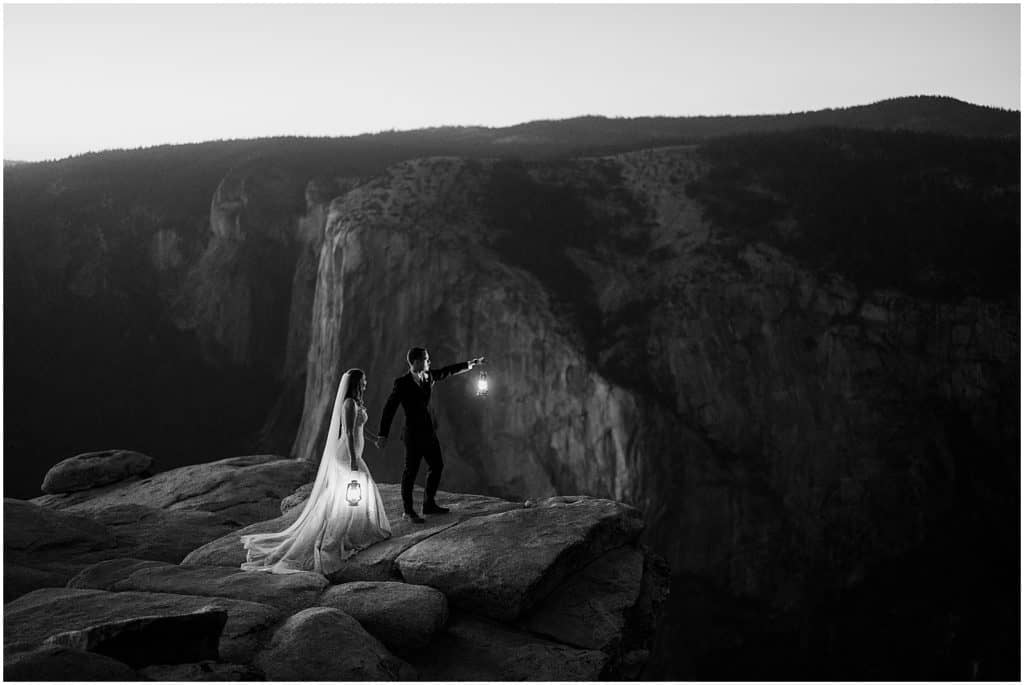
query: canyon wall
[
  {"left": 290, "top": 149, "right": 1017, "bottom": 609},
  {"left": 4, "top": 118, "right": 1017, "bottom": 675}
]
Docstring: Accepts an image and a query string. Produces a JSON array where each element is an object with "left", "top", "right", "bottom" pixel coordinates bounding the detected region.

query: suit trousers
[{"left": 402, "top": 432, "right": 444, "bottom": 513}]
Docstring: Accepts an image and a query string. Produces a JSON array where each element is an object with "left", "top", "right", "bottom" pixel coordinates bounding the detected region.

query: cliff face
[
  {"left": 291, "top": 158, "right": 653, "bottom": 506},
  {"left": 292, "top": 149, "right": 1017, "bottom": 611},
  {"left": 175, "top": 160, "right": 305, "bottom": 370},
  {"left": 613, "top": 148, "right": 1018, "bottom": 600}
]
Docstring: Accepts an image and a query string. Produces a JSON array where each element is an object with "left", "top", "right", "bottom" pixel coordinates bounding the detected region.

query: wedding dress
[{"left": 240, "top": 372, "right": 391, "bottom": 575}]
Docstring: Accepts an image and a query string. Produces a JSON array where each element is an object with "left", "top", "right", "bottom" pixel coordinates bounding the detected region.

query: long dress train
[{"left": 240, "top": 377, "right": 391, "bottom": 576}]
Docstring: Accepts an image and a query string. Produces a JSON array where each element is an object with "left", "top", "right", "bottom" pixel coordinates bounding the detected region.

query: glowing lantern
[
  {"left": 475, "top": 370, "right": 489, "bottom": 397},
  {"left": 346, "top": 479, "right": 362, "bottom": 506}
]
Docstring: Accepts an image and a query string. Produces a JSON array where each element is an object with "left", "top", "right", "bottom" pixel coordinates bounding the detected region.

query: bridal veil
[{"left": 240, "top": 369, "right": 391, "bottom": 575}]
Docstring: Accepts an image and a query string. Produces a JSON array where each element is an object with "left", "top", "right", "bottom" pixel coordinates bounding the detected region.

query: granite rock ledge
[{"left": 5, "top": 455, "right": 669, "bottom": 680}]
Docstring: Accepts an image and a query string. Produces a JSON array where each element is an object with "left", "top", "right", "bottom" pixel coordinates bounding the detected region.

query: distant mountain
[
  {"left": 494, "top": 95, "right": 1019, "bottom": 146},
  {"left": 4, "top": 159, "right": 30, "bottom": 168},
  {"left": 792, "top": 94, "right": 1019, "bottom": 136},
  {"left": 5, "top": 95, "right": 1020, "bottom": 171}
]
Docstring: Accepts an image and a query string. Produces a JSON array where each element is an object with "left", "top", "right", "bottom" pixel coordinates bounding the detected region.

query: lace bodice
[{"left": 341, "top": 404, "right": 367, "bottom": 435}]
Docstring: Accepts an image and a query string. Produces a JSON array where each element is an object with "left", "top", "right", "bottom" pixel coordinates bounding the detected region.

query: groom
[{"left": 377, "top": 347, "right": 485, "bottom": 523}]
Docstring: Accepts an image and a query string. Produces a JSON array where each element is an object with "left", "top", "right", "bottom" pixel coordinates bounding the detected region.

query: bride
[{"left": 240, "top": 368, "right": 391, "bottom": 575}]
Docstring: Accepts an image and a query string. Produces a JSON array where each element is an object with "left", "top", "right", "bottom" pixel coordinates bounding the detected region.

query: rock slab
[
  {"left": 280, "top": 482, "right": 313, "bottom": 514},
  {"left": 44, "top": 609, "right": 228, "bottom": 668},
  {"left": 181, "top": 507, "right": 301, "bottom": 569},
  {"left": 5, "top": 563, "right": 72, "bottom": 605},
  {"left": 4, "top": 588, "right": 281, "bottom": 664},
  {"left": 318, "top": 581, "right": 448, "bottom": 654},
  {"left": 65, "top": 558, "right": 164, "bottom": 587},
  {"left": 5, "top": 498, "right": 116, "bottom": 553},
  {"left": 411, "top": 612, "right": 608, "bottom": 681},
  {"left": 396, "top": 496, "right": 645, "bottom": 620},
  {"left": 85, "top": 504, "right": 239, "bottom": 563},
  {"left": 255, "top": 607, "right": 416, "bottom": 681},
  {"left": 522, "top": 545, "right": 645, "bottom": 651},
  {"left": 41, "top": 449, "right": 154, "bottom": 494},
  {"left": 4, "top": 645, "right": 138, "bottom": 681},
  {"left": 184, "top": 483, "right": 519, "bottom": 580},
  {"left": 138, "top": 660, "right": 263, "bottom": 681},
  {"left": 4, "top": 498, "right": 240, "bottom": 602},
  {"left": 70, "top": 558, "right": 328, "bottom": 614},
  {"left": 4, "top": 498, "right": 119, "bottom": 601},
  {"left": 32, "top": 454, "right": 314, "bottom": 525}
]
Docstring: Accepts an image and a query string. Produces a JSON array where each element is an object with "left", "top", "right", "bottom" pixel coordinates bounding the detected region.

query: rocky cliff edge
[{"left": 5, "top": 454, "right": 669, "bottom": 681}]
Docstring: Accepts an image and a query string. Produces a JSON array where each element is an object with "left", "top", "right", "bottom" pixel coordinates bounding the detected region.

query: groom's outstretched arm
[
  {"left": 378, "top": 379, "right": 402, "bottom": 438},
  {"left": 429, "top": 361, "right": 470, "bottom": 383},
  {"left": 430, "top": 357, "right": 484, "bottom": 383}
]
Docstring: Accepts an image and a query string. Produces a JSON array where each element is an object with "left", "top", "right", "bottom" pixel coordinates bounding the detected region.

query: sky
[{"left": 3, "top": 2, "right": 1021, "bottom": 162}]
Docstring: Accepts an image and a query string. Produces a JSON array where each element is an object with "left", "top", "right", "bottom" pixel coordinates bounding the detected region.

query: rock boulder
[
  {"left": 70, "top": 558, "right": 328, "bottom": 614},
  {"left": 32, "top": 454, "right": 314, "bottom": 525},
  {"left": 255, "top": 607, "right": 416, "bottom": 680},
  {"left": 396, "top": 496, "right": 645, "bottom": 621},
  {"left": 324, "top": 486, "right": 521, "bottom": 583},
  {"left": 5, "top": 563, "right": 73, "bottom": 604},
  {"left": 4, "top": 498, "right": 239, "bottom": 601},
  {"left": 4, "top": 645, "right": 138, "bottom": 681},
  {"left": 411, "top": 612, "right": 608, "bottom": 681},
  {"left": 4, "top": 588, "right": 281, "bottom": 664},
  {"left": 85, "top": 504, "right": 239, "bottom": 563},
  {"left": 4, "top": 498, "right": 119, "bottom": 601},
  {"left": 5, "top": 498, "right": 116, "bottom": 553},
  {"left": 43, "top": 609, "right": 228, "bottom": 668},
  {"left": 522, "top": 545, "right": 645, "bottom": 651},
  {"left": 280, "top": 482, "right": 313, "bottom": 514},
  {"left": 184, "top": 484, "right": 519, "bottom": 580},
  {"left": 138, "top": 660, "right": 263, "bottom": 681},
  {"left": 318, "top": 581, "right": 448, "bottom": 655},
  {"left": 181, "top": 507, "right": 301, "bottom": 569},
  {"left": 41, "top": 450, "right": 153, "bottom": 494}
]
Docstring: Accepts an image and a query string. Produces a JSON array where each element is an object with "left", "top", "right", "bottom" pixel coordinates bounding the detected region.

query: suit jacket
[{"left": 378, "top": 361, "right": 470, "bottom": 443}]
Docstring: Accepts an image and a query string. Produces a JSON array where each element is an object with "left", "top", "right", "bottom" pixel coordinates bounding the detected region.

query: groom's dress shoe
[
  {"left": 422, "top": 503, "right": 450, "bottom": 515},
  {"left": 403, "top": 512, "right": 426, "bottom": 524}
]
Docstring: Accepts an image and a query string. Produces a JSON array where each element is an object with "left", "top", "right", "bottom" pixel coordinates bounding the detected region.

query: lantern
[
  {"left": 346, "top": 479, "right": 362, "bottom": 506},
  {"left": 475, "top": 370, "right": 489, "bottom": 397}
]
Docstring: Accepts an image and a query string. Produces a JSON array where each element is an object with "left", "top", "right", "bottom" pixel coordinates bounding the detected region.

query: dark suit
[{"left": 378, "top": 361, "right": 470, "bottom": 513}]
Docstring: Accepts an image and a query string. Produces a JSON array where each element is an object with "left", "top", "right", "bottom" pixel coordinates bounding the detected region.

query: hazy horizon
[{"left": 4, "top": 3, "right": 1020, "bottom": 162}]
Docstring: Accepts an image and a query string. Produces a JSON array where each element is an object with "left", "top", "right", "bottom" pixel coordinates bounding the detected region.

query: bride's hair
[{"left": 341, "top": 368, "right": 366, "bottom": 404}]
